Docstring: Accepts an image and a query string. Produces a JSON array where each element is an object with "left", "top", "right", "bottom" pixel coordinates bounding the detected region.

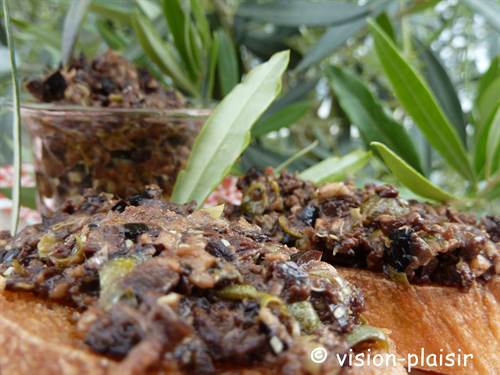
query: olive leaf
[
  {"left": 90, "top": 0, "right": 133, "bottom": 22},
  {"left": 132, "top": 11, "right": 198, "bottom": 97},
  {"left": 61, "top": 0, "right": 91, "bottom": 66},
  {"left": 476, "top": 76, "right": 500, "bottom": 131},
  {"left": 485, "top": 107, "right": 500, "bottom": 178},
  {"left": 162, "top": 0, "right": 198, "bottom": 79},
  {"left": 237, "top": 0, "right": 368, "bottom": 27},
  {"left": 475, "top": 104, "right": 500, "bottom": 177},
  {"left": 375, "top": 11, "right": 395, "bottom": 42},
  {"left": 371, "top": 142, "right": 455, "bottom": 202},
  {"left": 476, "top": 56, "right": 499, "bottom": 107},
  {"left": 252, "top": 99, "right": 311, "bottom": 138},
  {"left": 368, "top": 21, "right": 474, "bottom": 183},
  {"left": 95, "top": 20, "right": 128, "bottom": 50},
  {"left": 327, "top": 65, "right": 423, "bottom": 173},
  {"left": 216, "top": 29, "right": 240, "bottom": 96},
  {"left": 295, "top": 0, "right": 391, "bottom": 72},
  {"left": 190, "top": 0, "right": 211, "bottom": 48},
  {"left": 202, "top": 34, "right": 219, "bottom": 100},
  {"left": 2, "top": 0, "right": 22, "bottom": 234},
  {"left": 414, "top": 38, "right": 467, "bottom": 145},
  {"left": 171, "top": 51, "right": 290, "bottom": 206},
  {"left": 299, "top": 150, "right": 371, "bottom": 184}
]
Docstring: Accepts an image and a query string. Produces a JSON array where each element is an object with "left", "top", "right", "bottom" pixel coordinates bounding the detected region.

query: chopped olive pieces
[
  {"left": 0, "top": 187, "right": 370, "bottom": 374},
  {"left": 226, "top": 169, "right": 500, "bottom": 289}
]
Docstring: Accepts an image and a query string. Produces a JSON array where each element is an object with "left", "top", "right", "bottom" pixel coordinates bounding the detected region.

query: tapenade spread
[
  {"left": 0, "top": 186, "right": 376, "bottom": 374},
  {"left": 226, "top": 169, "right": 500, "bottom": 290}
]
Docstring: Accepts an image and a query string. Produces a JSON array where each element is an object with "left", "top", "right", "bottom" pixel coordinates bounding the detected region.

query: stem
[
  {"left": 275, "top": 140, "right": 318, "bottom": 174},
  {"left": 400, "top": 1, "right": 412, "bottom": 58},
  {"left": 2, "top": 0, "right": 22, "bottom": 235},
  {"left": 477, "top": 173, "right": 500, "bottom": 198}
]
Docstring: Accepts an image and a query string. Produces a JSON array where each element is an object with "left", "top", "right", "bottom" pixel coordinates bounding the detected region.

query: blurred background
[{"left": 0, "top": 0, "right": 499, "bottom": 221}]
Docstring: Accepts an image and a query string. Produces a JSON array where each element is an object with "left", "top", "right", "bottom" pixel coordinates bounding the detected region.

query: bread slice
[
  {"left": 0, "top": 291, "right": 116, "bottom": 375},
  {"left": 339, "top": 268, "right": 500, "bottom": 375},
  {"left": 0, "top": 290, "right": 407, "bottom": 375}
]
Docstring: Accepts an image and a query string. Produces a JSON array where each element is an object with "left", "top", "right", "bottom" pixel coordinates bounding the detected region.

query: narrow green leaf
[
  {"left": 252, "top": 100, "right": 311, "bottom": 138},
  {"left": 295, "top": 0, "right": 391, "bottom": 72},
  {"left": 485, "top": 107, "right": 500, "bottom": 177},
  {"left": 0, "top": 187, "right": 37, "bottom": 210},
  {"left": 475, "top": 104, "right": 500, "bottom": 176},
  {"left": 10, "top": 17, "right": 60, "bottom": 49},
  {"left": 368, "top": 21, "right": 474, "bottom": 182},
  {"left": 399, "top": 0, "right": 440, "bottom": 16},
  {"left": 89, "top": 0, "right": 133, "bottom": 22},
  {"left": 328, "top": 65, "right": 423, "bottom": 173},
  {"left": 61, "top": 0, "right": 91, "bottom": 66},
  {"left": 474, "top": 57, "right": 500, "bottom": 172},
  {"left": 299, "top": 150, "right": 371, "bottom": 184},
  {"left": 476, "top": 56, "right": 499, "bottom": 105},
  {"left": 375, "top": 11, "right": 395, "bottom": 42},
  {"left": 2, "top": 0, "right": 21, "bottom": 234},
  {"left": 236, "top": 25, "right": 296, "bottom": 61},
  {"left": 216, "top": 29, "right": 240, "bottom": 96},
  {"left": 240, "top": 144, "right": 290, "bottom": 172},
  {"left": 371, "top": 142, "right": 455, "bottom": 202},
  {"left": 132, "top": 12, "right": 198, "bottom": 97},
  {"left": 171, "top": 51, "right": 290, "bottom": 206},
  {"left": 414, "top": 38, "right": 467, "bottom": 145},
  {"left": 237, "top": 0, "right": 368, "bottom": 27},
  {"left": 136, "top": 0, "right": 161, "bottom": 20},
  {"left": 95, "top": 19, "right": 128, "bottom": 50},
  {"left": 275, "top": 141, "right": 318, "bottom": 173},
  {"left": 203, "top": 33, "right": 219, "bottom": 100},
  {"left": 265, "top": 80, "right": 317, "bottom": 115},
  {"left": 190, "top": 0, "right": 211, "bottom": 47},
  {"left": 296, "top": 19, "right": 365, "bottom": 72},
  {"left": 476, "top": 76, "right": 500, "bottom": 129},
  {"left": 162, "top": 0, "right": 197, "bottom": 78},
  {"left": 184, "top": 17, "right": 203, "bottom": 77},
  {"left": 462, "top": 0, "right": 500, "bottom": 33}
]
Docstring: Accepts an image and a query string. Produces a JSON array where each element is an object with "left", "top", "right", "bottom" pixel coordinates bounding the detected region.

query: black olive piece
[
  {"left": 127, "top": 193, "right": 148, "bottom": 206},
  {"left": 122, "top": 223, "right": 149, "bottom": 240},
  {"left": 27, "top": 70, "right": 67, "bottom": 102},
  {"left": 384, "top": 227, "right": 414, "bottom": 272},
  {"left": 84, "top": 306, "right": 142, "bottom": 358},
  {"left": 205, "top": 238, "right": 234, "bottom": 261},
  {"left": 111, "top": 200, "right": 128, "bottom": 212},
  {"left": 2, "top": 248, "right": 20, "bottom": 263},
  {"left": 110, "top": 150, "right": 132, "bottom": 160},
  {"left": 100, "top": 77, "right": 115, "bottom": 95},
  {"left": 127, "top": 188, "right": 157, "bottom": 206},
  {"left": 298, "top": 203, "right": 320, "bottom": 227},
  {"left": 281, "top": 232, "right": 297, "bottom": 247}
]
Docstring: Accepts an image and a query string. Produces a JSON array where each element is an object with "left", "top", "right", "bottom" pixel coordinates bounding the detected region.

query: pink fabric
[{"left": 0, "top": 164, "right": 40, "bottom": 227}]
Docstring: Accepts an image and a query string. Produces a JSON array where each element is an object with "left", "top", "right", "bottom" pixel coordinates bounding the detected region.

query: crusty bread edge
[
  {"left": 0, "top": 289, "right": 409, "bottom": 375},
  {"left": 339, "top": 268, "right": 500, "bottom": 375}
]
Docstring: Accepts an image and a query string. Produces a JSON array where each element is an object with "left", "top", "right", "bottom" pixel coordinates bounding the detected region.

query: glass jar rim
[{"left": 15, "top": 102, "right": 212, "bottom": 119}]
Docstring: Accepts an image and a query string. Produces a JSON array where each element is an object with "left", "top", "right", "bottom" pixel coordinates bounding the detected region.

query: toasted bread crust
[
  {"left": 0, "top": 291, "right": 115, "bottom": 374},
  {"left": 0, "top": 291, "right": 408, "bottom": 375},
  {"left": 339, "top": 268, "right": 500, "bottom": 375}
]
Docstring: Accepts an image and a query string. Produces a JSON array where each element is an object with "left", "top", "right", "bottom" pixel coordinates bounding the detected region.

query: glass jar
[{"left": 21, "top": 104, "right": 209, "bottom": 214}]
